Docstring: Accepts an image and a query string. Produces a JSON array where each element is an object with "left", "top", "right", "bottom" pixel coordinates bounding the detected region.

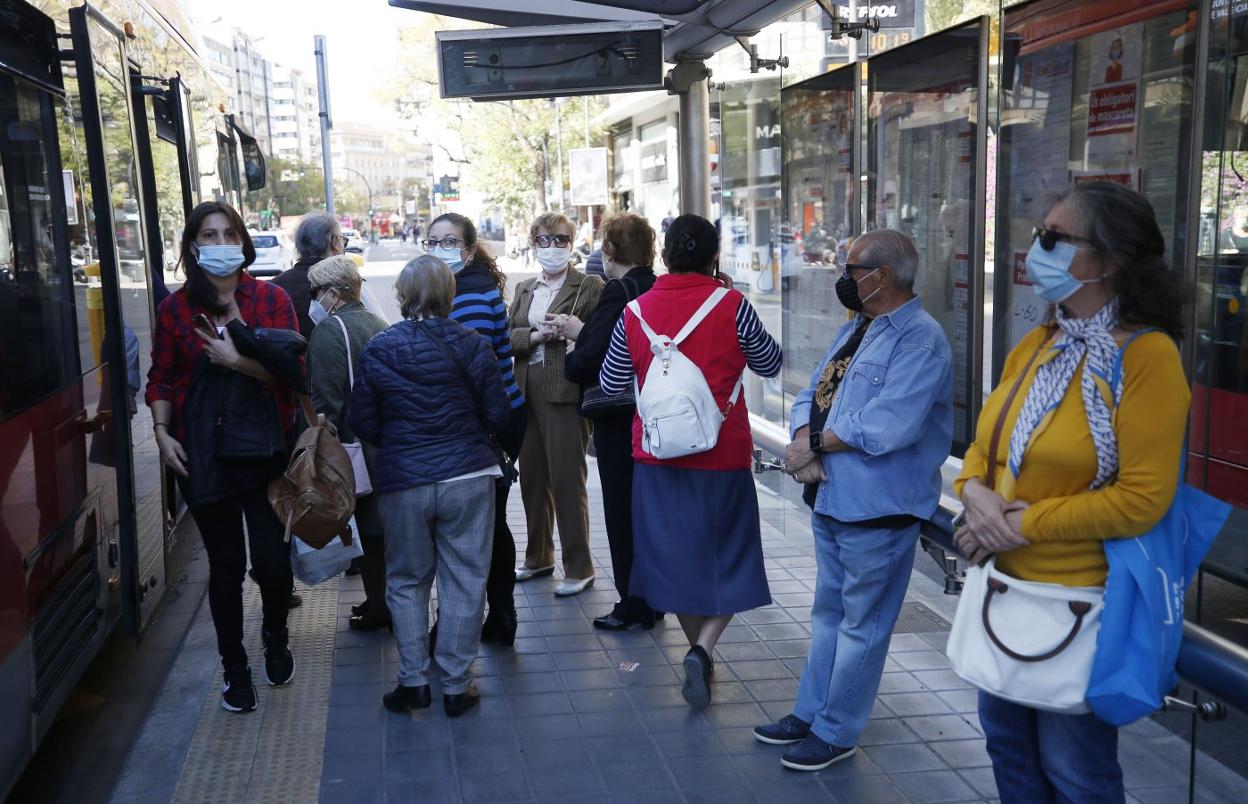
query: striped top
[
  {"left": 451, "top": 263, "right": 524, "bottom": 409},
  {"left": 599, "top": 295, "right": 782, "bottom": 395}
]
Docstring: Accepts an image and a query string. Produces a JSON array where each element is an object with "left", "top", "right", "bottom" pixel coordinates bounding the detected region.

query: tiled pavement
[{"left": 114, "top": 462, "right": 1248, "bottom": 803}]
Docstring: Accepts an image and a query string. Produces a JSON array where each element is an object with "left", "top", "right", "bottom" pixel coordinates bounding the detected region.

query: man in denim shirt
[{"left": 754, "top": 229, "right": 953, "bottom": 771}]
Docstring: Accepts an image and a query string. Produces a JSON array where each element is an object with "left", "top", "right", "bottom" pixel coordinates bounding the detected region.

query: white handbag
[
  {"left": 334, "top": 315, "right": 373, "bottom": 497},
  {"left": 945, "top": 332, "right": 1102, "bottom": 714},
  {"left": 947, "top": 557, "right": 1103, "bottom": 714}
]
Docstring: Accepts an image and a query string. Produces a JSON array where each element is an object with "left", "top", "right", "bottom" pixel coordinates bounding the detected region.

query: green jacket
[{"left": 307, "top": 300, "right": 388, "bottom": 534}]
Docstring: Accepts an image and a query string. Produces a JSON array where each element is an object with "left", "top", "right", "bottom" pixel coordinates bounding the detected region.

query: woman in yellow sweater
[{"left": 955, "top": 182, "right": 1187, "bottom": 802}]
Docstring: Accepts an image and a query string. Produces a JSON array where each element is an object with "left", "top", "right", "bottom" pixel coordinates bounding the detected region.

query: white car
[
  {"left": 249, "top": 230, "right": 292, "bottom": 277},
  {"left": 341, "top": 228, "right": 366, "bottom": 253}
]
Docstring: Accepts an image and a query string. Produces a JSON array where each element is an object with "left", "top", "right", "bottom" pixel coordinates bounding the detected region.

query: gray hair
[
  {"left": 295, "top": 212, "right": 340, "bottom": 260},
  {"left": 854, "top": 229, "right": 919, "bottom": 291},
  {"left": 308, "top": 255, "right": 362, "bottom": 300},
  {"left": 395, "top": 255, "right": 455, "bottom": 320}
]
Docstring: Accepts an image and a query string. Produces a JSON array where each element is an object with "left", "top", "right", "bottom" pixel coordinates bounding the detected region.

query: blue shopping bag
[{"left": 1086, "top": 482, "right": 1230, "bottom": 725}]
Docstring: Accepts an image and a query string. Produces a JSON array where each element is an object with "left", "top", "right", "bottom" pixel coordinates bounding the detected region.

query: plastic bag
[{"left": 290, "top": 517, "right": 364, "bottom": 586}]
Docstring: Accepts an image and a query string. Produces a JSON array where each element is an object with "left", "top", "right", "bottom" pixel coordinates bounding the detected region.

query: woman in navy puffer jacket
[{"left": 350, "top": 255, "right": 510, "bottom": 717}]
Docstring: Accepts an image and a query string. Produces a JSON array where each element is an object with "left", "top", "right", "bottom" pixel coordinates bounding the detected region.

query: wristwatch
[{"left": 809, "top": 430, "right": 824, "bottom": 454}]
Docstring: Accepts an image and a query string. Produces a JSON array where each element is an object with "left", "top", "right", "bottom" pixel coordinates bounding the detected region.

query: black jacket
[
  {"left": 181, "top": 321, "right": 308, "bottom": 507},
  {"left": 272, "top": 255, "right": 319, "bottom": 338},
  {"left": 564, "top": 266, "right": 657, "bottom": 388}
]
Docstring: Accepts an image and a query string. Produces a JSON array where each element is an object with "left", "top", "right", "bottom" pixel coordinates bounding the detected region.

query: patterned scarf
[{"left": 1008, "top": 299, "right": 1122, "bottom": 491}]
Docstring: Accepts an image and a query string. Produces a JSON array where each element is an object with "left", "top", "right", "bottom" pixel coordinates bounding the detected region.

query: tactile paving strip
[{"left": 171, "top": 573, "right": 337, "bottom": 804}]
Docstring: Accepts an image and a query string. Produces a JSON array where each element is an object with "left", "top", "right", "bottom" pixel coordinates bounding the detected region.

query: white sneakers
[{"left": 554, "top": 577, "right": 595, "bottom": 597}]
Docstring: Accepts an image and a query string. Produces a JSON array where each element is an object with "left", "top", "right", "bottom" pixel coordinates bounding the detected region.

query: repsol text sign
[{"left": 837, "top": 1, "right": 916, "bottom": 28}]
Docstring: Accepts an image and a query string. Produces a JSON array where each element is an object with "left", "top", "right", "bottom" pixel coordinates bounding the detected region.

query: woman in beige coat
[{"left": 508, "top": 212, "right": 604, "bottom": 596}]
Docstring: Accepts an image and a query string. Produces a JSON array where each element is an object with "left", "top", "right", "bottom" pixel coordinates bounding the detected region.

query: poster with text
[{"left": 1007, "top": 42, "right": 1074, "bottom": 222}]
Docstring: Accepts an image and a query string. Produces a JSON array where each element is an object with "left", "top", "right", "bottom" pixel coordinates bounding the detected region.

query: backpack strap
[{"left": 626, "top": 286, "right": 729, "bottom": 348}]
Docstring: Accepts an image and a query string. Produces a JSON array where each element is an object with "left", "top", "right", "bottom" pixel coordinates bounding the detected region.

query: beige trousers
[{"left": 519, "top": 370, "right": 594, "bottom": 580}]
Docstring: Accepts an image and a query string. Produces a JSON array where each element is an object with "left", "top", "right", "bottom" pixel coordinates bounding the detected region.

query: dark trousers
[
  {"left": 486, "top": 481, "right": 516, "bottom": 613},
  {"left": 190, "top": 485, "right": 292, "bottom": 669},
  {"left": 593, "top": 410, "right": 651, "bottom": 621},
  {"left": 486, "top": 405, "right": 527, "bottom": 615},
  {"left": 359, "top": 530, "right": 389, "bottom": 620}
]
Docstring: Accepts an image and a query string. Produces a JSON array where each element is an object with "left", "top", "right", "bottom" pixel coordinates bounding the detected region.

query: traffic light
[{"left": 368, "top": 207, "right": 375, "bottom": 216}]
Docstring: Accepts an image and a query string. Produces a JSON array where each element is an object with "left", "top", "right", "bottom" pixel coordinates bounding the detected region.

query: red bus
[{"left": 0, "top": 0, "right": 251, "bottom": 795}]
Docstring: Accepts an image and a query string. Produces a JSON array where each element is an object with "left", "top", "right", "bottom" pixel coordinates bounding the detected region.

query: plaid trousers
[{"left": 379, "top": 475, "right": 495, "bottom": 693}]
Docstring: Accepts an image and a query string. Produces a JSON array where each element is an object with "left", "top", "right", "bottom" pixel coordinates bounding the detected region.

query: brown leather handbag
[{"left": 268, "top": 397, "right": 357, "bottom": 549}]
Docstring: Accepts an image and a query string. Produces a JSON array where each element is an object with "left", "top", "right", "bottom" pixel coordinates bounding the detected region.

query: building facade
[
  {"left": 330, "top": 121, "right": 429, "bottom": 212},
  {"left": 269, "top": 63, "right": 320, "bottom": 164},
  {"left": 200, "top": 29, "right": 274, "bottom": 155}
]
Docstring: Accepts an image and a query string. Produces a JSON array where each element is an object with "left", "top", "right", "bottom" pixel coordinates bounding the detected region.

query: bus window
[{"left": 0, "top": 75, "right": 77, "bottom": 421}]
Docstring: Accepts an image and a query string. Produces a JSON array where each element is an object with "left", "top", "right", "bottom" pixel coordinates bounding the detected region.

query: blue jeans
[
  {"left": 978, "top": 692, "right": 1124, "bottom": 804},
  {"left": 793, "top": 515, "right": 918, "bottom": 746}
]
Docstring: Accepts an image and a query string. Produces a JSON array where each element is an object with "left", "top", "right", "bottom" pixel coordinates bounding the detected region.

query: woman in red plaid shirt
[{"left": 146, "top": 201, "right": 300, "bottom": 714}]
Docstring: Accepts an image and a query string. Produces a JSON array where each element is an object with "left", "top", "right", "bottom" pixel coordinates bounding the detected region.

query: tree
[
  {"left": 252, "top": 156, "right": 327, "bottom": 216},
  {"left": 390, "top": 17, "right": 609, "bottom": 230}
]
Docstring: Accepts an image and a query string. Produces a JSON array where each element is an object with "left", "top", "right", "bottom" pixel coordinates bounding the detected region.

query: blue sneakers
[
  {"left": 753, "top": 714, "right": 812, "bottom": 745},
  {"left": 780, "top": 734, "right": 857, "bottom": 772}
]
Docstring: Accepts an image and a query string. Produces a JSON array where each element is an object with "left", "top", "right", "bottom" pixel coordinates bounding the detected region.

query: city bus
[{"left": 0, "top": 0, "right": 250, "bottom": 795}]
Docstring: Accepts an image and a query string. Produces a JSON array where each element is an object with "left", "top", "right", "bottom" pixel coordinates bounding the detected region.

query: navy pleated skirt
[{"left": 629, "top": 463, "right": 771, "bottom": 616}]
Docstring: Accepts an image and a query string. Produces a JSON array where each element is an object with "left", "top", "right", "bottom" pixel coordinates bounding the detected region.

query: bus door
[{"left": 69, "top": 6, "right": 168, "bottom": 634}]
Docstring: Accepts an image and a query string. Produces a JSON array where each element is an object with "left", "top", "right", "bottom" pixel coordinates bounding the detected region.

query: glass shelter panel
[
  {"left": 780, "top": 64, "right": 860, "bottom": 414},
  {"left": 867, "top": 19, "right": 987, "bottom": 454},
  {"left": 996, "top": 0, "right": 1198, "bottom": 362},
  {"left": 715, "top": 76, "right": 785, "bottom": 426}
]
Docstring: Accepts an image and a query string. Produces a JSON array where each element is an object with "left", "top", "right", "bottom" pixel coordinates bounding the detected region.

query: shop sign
[
  {"left": 1212, "top": 0, "right": 1248, "bottom": 20},
  {"left": 640, "top": 140, "right": 667, "bottom": 183},
  {"left": 836, "top": 1, "right": 916, "bottom": 28}
]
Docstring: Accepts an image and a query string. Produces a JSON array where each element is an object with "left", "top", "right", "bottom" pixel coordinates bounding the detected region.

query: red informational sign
[
  {"left": 1087, "top": 81, "right": 1138, "bottom": 136},
  {"left": 1072, "top": 168, "right": 1142, "bottom": 190},
  {"left": 1014, "top": 251, "right": 1033, "bottom": 285}
]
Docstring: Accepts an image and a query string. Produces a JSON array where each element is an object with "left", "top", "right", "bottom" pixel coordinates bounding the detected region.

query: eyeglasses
[
  {"left": 841, "top": 262, "right": 883, "bottom": 278},
  {"left": 422, "top": 237, "right": 463, "bottom": 250},
  {"left": 535, "top": 234, "right": 572, "bottom": 248},
  {"left": 311, "top": 285, "right": 346, "bottom": 299},
  {"left": 1032, "top": 226, "right": 1094, "bottom": 252}
]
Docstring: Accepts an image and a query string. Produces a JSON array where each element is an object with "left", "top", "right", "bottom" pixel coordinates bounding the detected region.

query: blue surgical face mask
[
  {"left": 430, "top": 246, "right": 464, "bottom": 272},
  {"left": 308, "top": 299, "right": 330, "bottom": 326},
  {"left": 194, "top": 243, "right": 246, "bottom": 277},
  {"left": 1024, "top": 239, "right": 1100, "bottom": 303}
]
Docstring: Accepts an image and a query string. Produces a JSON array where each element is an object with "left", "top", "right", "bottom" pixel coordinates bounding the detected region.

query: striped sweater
[{"left": 451, "top": 262, "right": 524, "bottom": 409}]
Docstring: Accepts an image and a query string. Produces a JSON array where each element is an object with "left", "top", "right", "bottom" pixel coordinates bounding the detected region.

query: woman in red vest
[{"left": 599, "top": 214, "right": 782, "bottom": 710}]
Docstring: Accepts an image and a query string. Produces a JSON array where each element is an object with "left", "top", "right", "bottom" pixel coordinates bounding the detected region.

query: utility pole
[
  {"left": 847, "top": 0, "right": 859, "bottom": 63},
  {"left": 555, "top": 100, "right": 564, "bottom": 213},
  {"left": 314, "top": 35, "right": 334, "bottom": 214},
  {"left": 583, "top": 97, "right": 593, "bottom": 248}
]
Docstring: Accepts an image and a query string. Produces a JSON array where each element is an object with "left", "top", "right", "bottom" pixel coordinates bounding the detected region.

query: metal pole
[
  {"left": 583, "top": 97, "right": 590, "bottom": 147},
  {"left": 847, "top": 0, "right": 859, "bottom": 63},
  {"left": 675, "top": 62, "right": 712, "bottom": 218},
  {"left": 555, "top": 102, "right": 564, "bottom": 212},
  {"left": 314, "top": 35, "right": 335, "bottom": 214}
]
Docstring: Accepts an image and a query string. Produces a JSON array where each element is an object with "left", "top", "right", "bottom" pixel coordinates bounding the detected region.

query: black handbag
[{"left": 577, "top": 276, "right": 639, "bottom": 419}]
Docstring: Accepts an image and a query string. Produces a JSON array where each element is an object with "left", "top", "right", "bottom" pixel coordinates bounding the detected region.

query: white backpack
[{"left": 627, "top": 287, "right": 743, "bottom": 460}]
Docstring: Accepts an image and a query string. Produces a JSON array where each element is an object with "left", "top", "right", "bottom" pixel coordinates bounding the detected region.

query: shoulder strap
[
  {"left": 334, "top": 314, "right": 354, "bottom": 388},
  {"left": 673, "top": 287, "right": 730, "bottom": 345},
  {"left": 985, "top": 333, "right": 1051, "bottom": 491},
  {"left": 1110, "top": 327, "right": 1160, "bottom": 391},
  {"left": 625, "top": 287, "right": 729, "bottom": 348}
]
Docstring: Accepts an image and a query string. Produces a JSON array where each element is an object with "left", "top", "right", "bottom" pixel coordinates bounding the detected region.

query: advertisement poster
[{"left": 1085, "top": 24, "right": 1142, "bottom": 164}]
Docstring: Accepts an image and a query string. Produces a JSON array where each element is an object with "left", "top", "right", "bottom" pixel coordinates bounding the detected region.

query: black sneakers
[
  {"left": 221, "top": 665, "right": 257, "bottom": 713},
  {"left": 681, "top": 645, "right": 714, "bottom": 710},
  {"left": 780, "top": 735, "right": 857, "bottom": 772},
  {"left": 263, "top": 628, "right": 296, "bottom": 686},
  {"left": 754, "top": 714, "right": 812, "bottom": 745}
]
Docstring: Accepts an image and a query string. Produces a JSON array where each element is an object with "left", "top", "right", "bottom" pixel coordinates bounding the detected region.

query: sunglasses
[
  {"left": 535, "top": 234, "right": 572, "bottom": 248},
  {"left": 1032, "top": 226, "right": 1094, "bottom": 251},
  {"left": 842, "top": 262, "right": 883, "bottom": 277}
]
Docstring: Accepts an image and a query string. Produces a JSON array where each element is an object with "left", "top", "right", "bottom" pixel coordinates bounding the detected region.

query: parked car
[
  {"left": 248, "top": 230, "right": 292, "bottom": 278},
  {"left": 341, "top": 228, "right": 365, "bottom": 253}
]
